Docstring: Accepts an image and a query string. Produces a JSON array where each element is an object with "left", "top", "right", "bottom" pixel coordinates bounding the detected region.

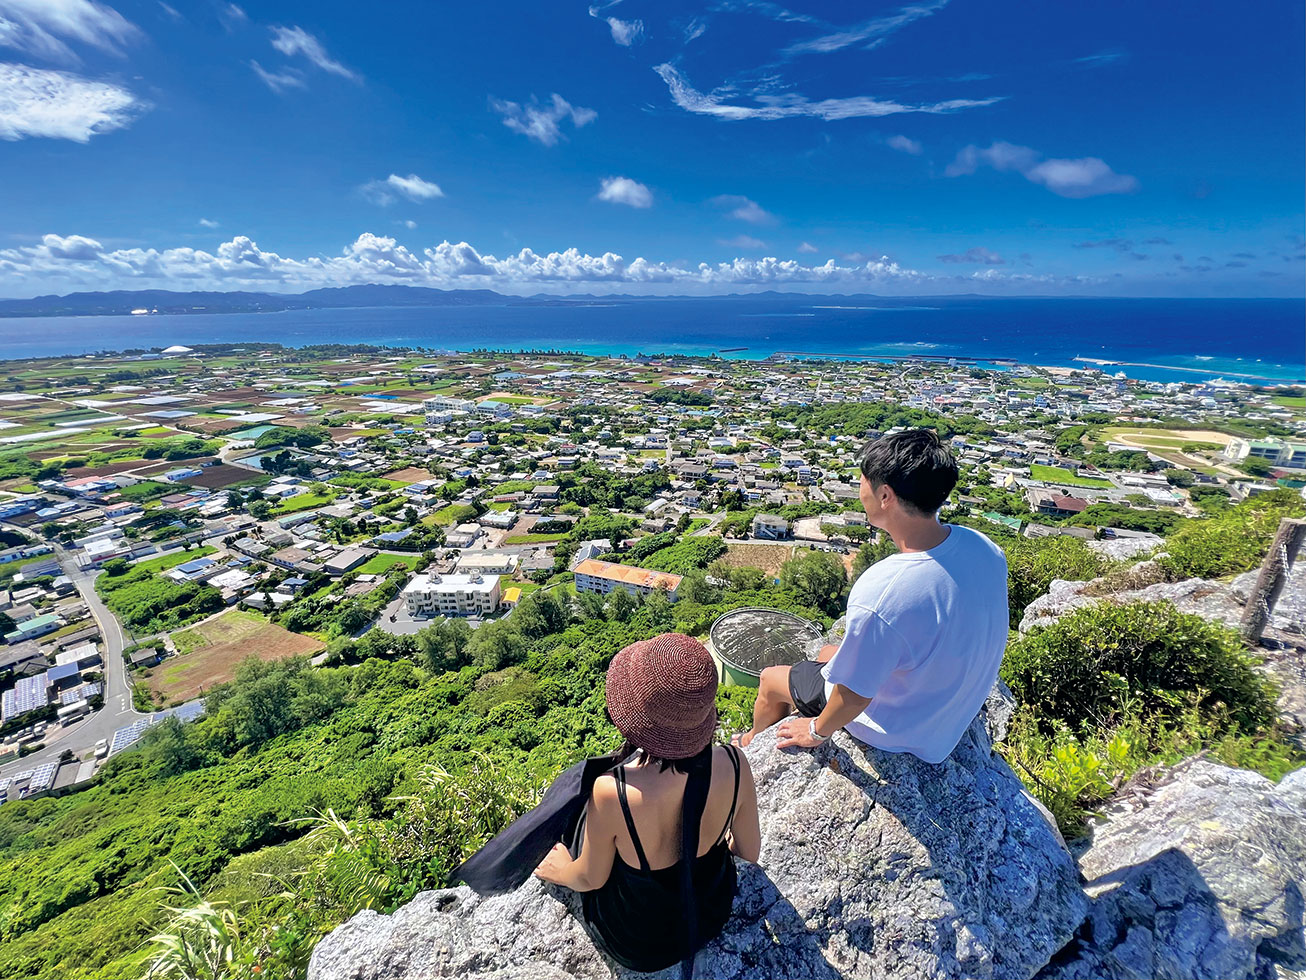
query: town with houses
[{"left": 1, "top": 342, "right": 1303, "bottom": 802}]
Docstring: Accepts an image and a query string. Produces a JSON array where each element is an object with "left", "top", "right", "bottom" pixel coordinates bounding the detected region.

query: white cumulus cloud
[
  {"left": 268, "top": 25, "right": 356, "bottom": 80},
  {"left": 710, "top": 194, "right": 775, "bottom": 224},
  {"left": 0, "top": 0, "right": 139, "bottom": 62},
  {"left": 0, "top": 63, "right": 143, "bottom": 141},
  {"left": 886, "top": 134, "right": 922, "bottom": 154},
  {"left": 489, "top": 92, "right": 595, "bottom": 146},
  {"left": 654, "top": 63, "right": 1000, "bottom": 121},
  {"left": 946, "top": 140, "right": 1138, "bottom": 198},
  {"left": 0, "top": 231, "right": 940, "bottom": 294},
  {"left": 361, "top": 173, "right": 444, "bottom": 206},
  {"left": 597, "top": 176, "right": 652, "bottom": 208}
]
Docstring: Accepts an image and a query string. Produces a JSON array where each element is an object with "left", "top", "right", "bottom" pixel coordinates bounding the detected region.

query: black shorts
[{"left": 788, "top": 659, "right": 828, "bottom": 717}]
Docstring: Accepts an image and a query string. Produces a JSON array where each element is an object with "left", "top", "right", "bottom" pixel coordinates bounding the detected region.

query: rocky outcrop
[
  {"left": 309, "top": 713, "right": 1086, "bottom": 980},
  {"left": 1042, "top": 760, "right": 1306, "bottom": 980},
  {"left": 1019, "top": 571, "right": 1246, "bottom": 634}
]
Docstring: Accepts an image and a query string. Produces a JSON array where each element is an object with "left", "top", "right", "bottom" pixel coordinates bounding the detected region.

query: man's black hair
[{"left": 858, "top": 428, "right": 958, "bottom": 515}]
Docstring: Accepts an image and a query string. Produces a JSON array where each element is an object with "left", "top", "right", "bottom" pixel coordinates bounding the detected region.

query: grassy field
[
  {"left": 268, "top": 491, "right": 335, "bottom": 516},
  {"left": 1030, "top": 464, "right": 1113, "bottom": 488},
  {"left": 154, "top": 609, "right": 324, "bottom": 702},
  {"left": 1098, "top": 426, "right": 1232, "bottom": 450},
  {"left": 426, "top": 503, "right": 477, "bottom": 526},
  {"left": 356, "top": 552, "right": 415, "bottom": 575},
  {"left": 1271, "top": 395, "right": 1306, "bottom": 410},
  {"left": 504, "top": 532, "right": 567, "bottom": 544}
]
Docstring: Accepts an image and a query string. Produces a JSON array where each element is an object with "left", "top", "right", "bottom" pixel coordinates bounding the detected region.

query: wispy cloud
[
  {"left": 269, "top": 26, "right": 358, "bottom": 80},
  {"left": 158, "top": 3, "right": 181, "bottom": 21},
  {"left": 0, "top": 0, "right": 140, "bottom": 62},
  {"left": 606, "top": 17, "right": 644, "bottom": 45},
  {"left": 710, "top": 194, "right": 775, "bottom": 224},
  {"left": 251, "top": 60, "right": 306, "bottom": 93},
  {"left": 0, "top": 63, "right": 144, "bottom": 141},
  {"left": 199, "top": 218, "right": 219, "bottom": 228},
  {"left": 886, "top": 134, "right": 922, "bottom": 154},
  {"left": 719, "top": 234, "right": 767, "bottom": 249},
  {"left": 1073, "top": 49, "right": 1125, "bottom": 68},
  {"left": 597, "top": 176, "right": 652, "bottom": 208},
  {"left": 797, "top": 241, "right": 818, "bottom": 253},
  {"left": 655, "top": 64, "right": 1000, "bottom": 121},
  {"left": 946, "top": 141, "right": 1138, "bottom": 198},
  {"left": 360, "top": 173, "right": 445, "bottom": 206},
  {"left": 937, "top": 246, "right": 1003, "bottom": 264},
  {"left": 218, "top": 3, "right": 247, "bottom": 31},
  {"left": 490, "top": 93, "right": 596, "bottom": 145},
  {"left": 781, "top": 0, "right": 949, "bottom": 58}
]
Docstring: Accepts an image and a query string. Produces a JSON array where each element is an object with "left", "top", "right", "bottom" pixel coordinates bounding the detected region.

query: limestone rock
[
  {"left": 1086, "top": 535, "right": 1162, "bottom": 561},
  {"left": 309, "top": 719, "right": 1086, "bottom": 980},
  {"left": 1041, "top": 759, "right": 1306, "bottom": 980},
  {"left": 1233, "top": 561, "right": 1306, "bottom": 635},
  {"left": 1019, "top": 576, "right": 1246, "bottom": 634}
]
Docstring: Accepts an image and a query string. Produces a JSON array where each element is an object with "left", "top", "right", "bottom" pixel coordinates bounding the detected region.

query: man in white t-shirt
[{"left": 736, "top": 428, "right": 1009, "bottom": 763}]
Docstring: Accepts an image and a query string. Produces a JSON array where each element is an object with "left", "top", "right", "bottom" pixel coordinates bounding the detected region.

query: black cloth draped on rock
[{"left": 453, "top": 745, "right": 741, "bottom": 980}]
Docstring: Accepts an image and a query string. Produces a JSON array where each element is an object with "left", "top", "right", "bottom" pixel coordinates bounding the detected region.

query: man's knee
[{"left": 758, "top": 665, "right": 791, "bottom": 701}]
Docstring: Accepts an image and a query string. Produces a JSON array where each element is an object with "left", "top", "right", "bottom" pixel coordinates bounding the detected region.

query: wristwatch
[{"left": 808, "top": 718, "right": 830, "bottom": 742}]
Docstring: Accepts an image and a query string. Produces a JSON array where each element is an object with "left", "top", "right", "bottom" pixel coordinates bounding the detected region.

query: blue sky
[{"left": 0, "top": 0, "right": 1302, "bottom": 297}]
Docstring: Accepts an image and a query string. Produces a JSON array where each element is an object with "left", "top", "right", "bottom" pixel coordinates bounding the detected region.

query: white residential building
[
  {"left": 752, "top": 514, "right": 790, "bottom": 540},
  {"left": 402, "top": 571, "right": 501, "bottom": 618}
]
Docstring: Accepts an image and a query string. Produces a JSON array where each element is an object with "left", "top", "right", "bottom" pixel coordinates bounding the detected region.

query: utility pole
[{"left": 1239, "top": 517, "right": 1306, "bottom": 646}]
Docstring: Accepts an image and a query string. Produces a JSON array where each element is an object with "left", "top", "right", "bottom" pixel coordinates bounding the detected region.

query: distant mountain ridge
[{"left": 0, "top": 284, "right": 521, "bottom": 318}]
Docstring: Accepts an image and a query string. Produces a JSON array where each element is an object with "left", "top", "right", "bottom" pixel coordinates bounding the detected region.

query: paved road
[{"left": 1, "top": 544, "right": 145, "bottom": 778}]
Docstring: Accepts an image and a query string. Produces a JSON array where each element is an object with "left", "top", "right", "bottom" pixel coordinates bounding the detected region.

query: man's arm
[{"left": 775, "top": 682, "right": 871, "bottom": 750}]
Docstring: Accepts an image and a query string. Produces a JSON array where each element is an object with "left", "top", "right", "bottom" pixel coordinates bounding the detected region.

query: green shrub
[
  {"left": 1002, "top": 601, "right": 1276, "bottom": 736},
  {"left": 1158, "top": 490, "right": 1306, "bottom": 580},
  {"left": 1004, "top": 535, "right": 1114, "bottom": 628}
]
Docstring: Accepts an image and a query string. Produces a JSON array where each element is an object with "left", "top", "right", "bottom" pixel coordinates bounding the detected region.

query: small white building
[
  {"left": 402, "top": 571, "right": 501, "bottom": 618},
  {"left": 752, "top": 514, "right": 790, "bottom": 540},
  {"left": 445, "top": 523, "right": 483, "bottom": 548}
]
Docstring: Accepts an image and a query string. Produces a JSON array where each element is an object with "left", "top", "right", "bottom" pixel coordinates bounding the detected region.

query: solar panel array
[
  {"left": 28, "top": 762, "right": 58, "bottom": 793},
  {"left": 60, "top": 682, "right": 101, "bottom": 705},
  {"left": 108, "top": 700, "right": 207, "bottom": 756},
  {"left": 1, "top": 672, "right": 49, "bottom": 722}
]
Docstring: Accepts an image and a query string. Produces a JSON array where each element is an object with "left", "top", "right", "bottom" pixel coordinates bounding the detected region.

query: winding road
[{"left": 0, "top": 543, "right": 145, "bottom": 778}]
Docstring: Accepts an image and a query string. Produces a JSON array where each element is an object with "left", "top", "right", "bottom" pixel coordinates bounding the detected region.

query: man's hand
[{"left": 775, "top": 716, "right": 824, "bottom": 750}]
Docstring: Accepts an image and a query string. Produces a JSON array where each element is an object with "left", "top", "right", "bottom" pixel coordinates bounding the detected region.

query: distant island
[{"left": 0, "top": 284, "right": 1004, "bottom": 319}]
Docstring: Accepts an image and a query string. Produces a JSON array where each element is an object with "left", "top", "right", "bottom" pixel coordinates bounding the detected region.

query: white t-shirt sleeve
[{"left": 822, "top": 603, "right": 910, "bottom": 700}]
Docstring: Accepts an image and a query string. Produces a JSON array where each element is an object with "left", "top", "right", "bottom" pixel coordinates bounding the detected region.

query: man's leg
[{"left": 739, "top": 665, "right": 794, "bottom": 748}]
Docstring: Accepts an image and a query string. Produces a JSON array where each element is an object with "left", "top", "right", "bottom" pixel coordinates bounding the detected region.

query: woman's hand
[{"left": 533, "top": 843, "right": 576, "bottom": 887}]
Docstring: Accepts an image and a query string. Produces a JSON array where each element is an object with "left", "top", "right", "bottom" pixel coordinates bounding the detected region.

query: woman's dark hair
[{"left": 858, "top": 428, "right": 958, "bottom": 514}]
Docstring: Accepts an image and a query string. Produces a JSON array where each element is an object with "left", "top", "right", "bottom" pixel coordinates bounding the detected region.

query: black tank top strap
[
  {"left": 613, "top": 767, "right": 651, "bottom": 872},
  {"left": 713, "top": 745, "right": 743, "bottom": 848}
]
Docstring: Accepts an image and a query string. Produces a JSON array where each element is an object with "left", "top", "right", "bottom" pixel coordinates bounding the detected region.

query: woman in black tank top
[{"left": 533, "top": 634, "right": 761, "bottom": 976}]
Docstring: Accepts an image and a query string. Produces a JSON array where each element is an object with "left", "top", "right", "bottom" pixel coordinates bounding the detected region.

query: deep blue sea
[{"left": 0, "top": 296, "right": 1301, "bottom": 384}]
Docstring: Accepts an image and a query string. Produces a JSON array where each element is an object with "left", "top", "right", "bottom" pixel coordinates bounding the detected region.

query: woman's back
[
  {"left": 607, "top": 744, "right": 744, "bottom": 870},
  {"left": 580, "top": 744, "right": 751, "bottom": 973}
]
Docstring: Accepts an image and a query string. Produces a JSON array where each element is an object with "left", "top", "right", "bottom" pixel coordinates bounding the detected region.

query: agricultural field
[
  {"left": 503, "top": 532, "right": 567, "bottom": 545},
  {"left": 381, "top": 467, "right": 437, "bottom": 484},
  {"left": 1029, "top": 464, "right": 1113, "bottom": 488},
  {"left": 426, "top": 503, "right": 477, "bottom": 526},
  {"left": 718, "top": 542, "right": 798, "bottom": 578},
  {"left": 153, "top": 609, "right": 324, "bottom": 702}
]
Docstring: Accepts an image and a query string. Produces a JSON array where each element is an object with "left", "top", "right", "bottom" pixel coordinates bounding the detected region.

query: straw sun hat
[{"left": 605, "top": 633, "right": 719, "bottom": 760}]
